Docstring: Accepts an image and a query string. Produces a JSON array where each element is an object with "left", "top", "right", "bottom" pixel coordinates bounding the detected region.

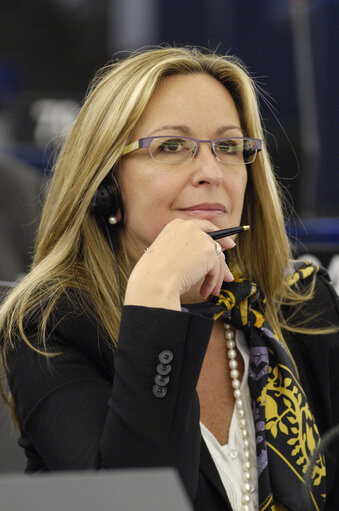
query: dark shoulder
[
  {"left": 282, "top": 266, "right": 339, "bottom": 367},
  {"left": 15, "top": 289, "right": 115, "bottom": 374},
  {"left": 314, "top": 264, "right": 338, "bottom": 300},
  {"left": 283, "top": 265, "right": 339, "bottom": 329},
  {"left": 48, "top": 290, "right": 109, "bottom": 342},
  {"left": 50, "top": 289, "right": 115, "bottom": 355},
  {"left": 306, "top": 266, "right": 338, "bottom": 325}
]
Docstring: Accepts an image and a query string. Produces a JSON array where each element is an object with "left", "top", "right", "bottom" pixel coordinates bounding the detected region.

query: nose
[{"left": 190, "top": 142, "right": 223, "bottom": 186}]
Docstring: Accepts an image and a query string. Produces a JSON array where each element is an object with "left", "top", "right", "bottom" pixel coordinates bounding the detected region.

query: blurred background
[
  {"left": 0, "top": 0, "right": 338, "bottom": 473},
  {"left": 0, "top": 0, "right": 338, "bottom": 280}
]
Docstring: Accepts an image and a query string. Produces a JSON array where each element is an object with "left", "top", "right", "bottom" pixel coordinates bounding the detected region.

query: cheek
[
  {"left": 123, "top": 180, "right": 171, "bottom": 216},
  {"left": 239, "top": 173, "right": 248, "bottom": 203},
  {"left": 118, "top": 167, "right": 177, "bottom": 230},
  {"left": 226, "top": 170, "right": 248, "bottom": 210}
]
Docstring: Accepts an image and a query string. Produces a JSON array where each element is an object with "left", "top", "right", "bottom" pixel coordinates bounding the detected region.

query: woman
[{"left": 1, "top": 47, "right": 338, "bottom": 511}]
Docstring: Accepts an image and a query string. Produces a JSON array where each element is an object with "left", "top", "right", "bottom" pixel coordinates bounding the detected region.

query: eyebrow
[
  {"left": 148, "top": 124, "right": 244, "bottom": 137},
  {"left": 215, "top": 125, "right": 244, "bottom": 137},
  {"left": 148, "top": 125, "right": 190, "bottom": 136}
]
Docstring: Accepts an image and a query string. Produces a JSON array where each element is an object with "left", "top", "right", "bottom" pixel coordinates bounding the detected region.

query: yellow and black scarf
[{"left": 193, "top": 261, "right": 326, "bottom": 510}]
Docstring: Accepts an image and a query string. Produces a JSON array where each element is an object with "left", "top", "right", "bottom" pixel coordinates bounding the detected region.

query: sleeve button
[
  {"left": 157, "top": 363, "right": 172, "bottom": 376},
  {"left": 154, "top": 374, "right": 170, "bottom": 387},
  {"left": 152, "top": 385, "right": 168, "bottom": 398},
  {"left": 158, "top": 350, "right": 174, "bottom": 364}
]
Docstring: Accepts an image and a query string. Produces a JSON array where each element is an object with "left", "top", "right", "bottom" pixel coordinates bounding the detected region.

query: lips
[
  {"left": 180, "top": 203, "right": 226, "bottom": 213},
  {"left": 179, "top": 203, "right": 227, "bottom": 218}
]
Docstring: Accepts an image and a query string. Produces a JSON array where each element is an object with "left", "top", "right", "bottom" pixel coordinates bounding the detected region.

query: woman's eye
[
  {"left": 216, "top": 140, "right": 239, "bottom": 154},
  {"left": 159, "top": 139, "right": 185, "bottom": 152}
]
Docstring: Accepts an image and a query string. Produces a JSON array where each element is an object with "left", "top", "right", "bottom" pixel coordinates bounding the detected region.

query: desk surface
[{"left": 0, "top": 467, "right": 193, "bottom": 511}]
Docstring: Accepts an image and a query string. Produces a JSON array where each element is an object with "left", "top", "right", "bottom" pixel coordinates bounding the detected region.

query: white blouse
[{"left": 200, "top": 330, "right": 259, "bottom": 510}]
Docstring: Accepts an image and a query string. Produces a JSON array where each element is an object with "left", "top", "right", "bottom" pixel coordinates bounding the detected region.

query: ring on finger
[{"left": 215, "top": 241, "right": 222, "bottom": 256}]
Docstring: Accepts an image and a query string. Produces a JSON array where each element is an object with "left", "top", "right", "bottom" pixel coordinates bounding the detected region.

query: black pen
[{"left": 208, "top": 225, "right": 250, "bottom": 240}]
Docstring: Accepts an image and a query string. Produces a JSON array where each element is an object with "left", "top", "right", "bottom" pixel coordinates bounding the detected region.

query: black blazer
[{"left": 5, "top": 270, "right": 339, "bottom": 510}]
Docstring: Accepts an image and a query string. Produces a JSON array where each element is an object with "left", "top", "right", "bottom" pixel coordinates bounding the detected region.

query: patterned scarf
[{"left": 192, "top": 261, "right": 327, "bottom": 510}]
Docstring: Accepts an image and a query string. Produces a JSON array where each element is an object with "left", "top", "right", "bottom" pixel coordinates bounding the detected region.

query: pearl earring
[{"left": 108, "top": 215, "right": 118, "bottom": 225}]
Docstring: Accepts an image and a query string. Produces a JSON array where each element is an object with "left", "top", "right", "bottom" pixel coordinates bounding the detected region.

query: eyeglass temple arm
[{"left": 121, "top": 140, "right": 140, "bottom": 156}]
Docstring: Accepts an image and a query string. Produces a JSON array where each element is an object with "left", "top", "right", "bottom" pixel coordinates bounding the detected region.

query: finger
[
  {"left": 223, "top": 260, "right": 234, "bottom": 282},
  {"left": 217, "top": 237, "right": 236, "bottom": 251},
  {"left": 200, "top": 248, "right": 232, "bottom": 298},
  {"left": 197, "top": 220, "right": 237, "bottom": 250},
  {"left": 210, "top": 255, "right": 228, "bottom": 296},
  {"left": 200, "top": 267, "right": 219, "bottom": 298},
  {"left": 210, "top": 250, "right": 234, "bottom": 294},
  {"left": 199, "top": 246, "right": 221, "bottom": 298}
]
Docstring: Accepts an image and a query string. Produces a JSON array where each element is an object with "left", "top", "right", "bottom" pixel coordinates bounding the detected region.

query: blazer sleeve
[{"left": 6, "top": 300, "right": 213, "bottom": 500}]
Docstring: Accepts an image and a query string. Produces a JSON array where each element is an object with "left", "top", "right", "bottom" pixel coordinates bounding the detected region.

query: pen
[{"left": 208, "top": 225, "right": 250, "bottom": 240}]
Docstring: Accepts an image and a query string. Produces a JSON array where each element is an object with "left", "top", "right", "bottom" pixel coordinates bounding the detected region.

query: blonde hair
[{"left": 0, "top": 46, "right": 321, "bottom": 374}]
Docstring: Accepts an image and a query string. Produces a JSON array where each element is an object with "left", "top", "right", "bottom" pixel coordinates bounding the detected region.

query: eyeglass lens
[{"left": 149, "top": 137, "right": 257, "bottom": 164}]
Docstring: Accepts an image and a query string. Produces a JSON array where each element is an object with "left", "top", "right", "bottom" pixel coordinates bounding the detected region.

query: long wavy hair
[{"left": 0, "top": 46, "right": 319, "bottom": 383}]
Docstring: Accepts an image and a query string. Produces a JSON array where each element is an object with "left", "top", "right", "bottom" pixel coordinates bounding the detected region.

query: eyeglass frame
[{"left": 121, "top": 135, "right": 262, "bottom": 164}]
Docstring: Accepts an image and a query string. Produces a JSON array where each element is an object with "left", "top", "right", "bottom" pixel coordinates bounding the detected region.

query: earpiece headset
[
  {"left": 90, "top": 172, "right": 124, "bottom": 224},
  {"left": 90, "top": 171, "right": 124, "bottom": 307}
]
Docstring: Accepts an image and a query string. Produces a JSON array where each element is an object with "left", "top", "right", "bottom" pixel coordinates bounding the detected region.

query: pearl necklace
[{"left": 224, "top": 322, "right": 253, "bottom": 511}]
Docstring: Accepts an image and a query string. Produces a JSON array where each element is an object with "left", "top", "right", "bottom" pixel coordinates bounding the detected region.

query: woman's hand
[{"left": 124, "top": 218, "right": 235, "bottom": 311}]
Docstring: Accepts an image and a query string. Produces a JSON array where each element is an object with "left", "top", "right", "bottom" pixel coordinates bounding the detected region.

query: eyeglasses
[{"left": 121, "top": 136, "right": 262, "bottom": 165}]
